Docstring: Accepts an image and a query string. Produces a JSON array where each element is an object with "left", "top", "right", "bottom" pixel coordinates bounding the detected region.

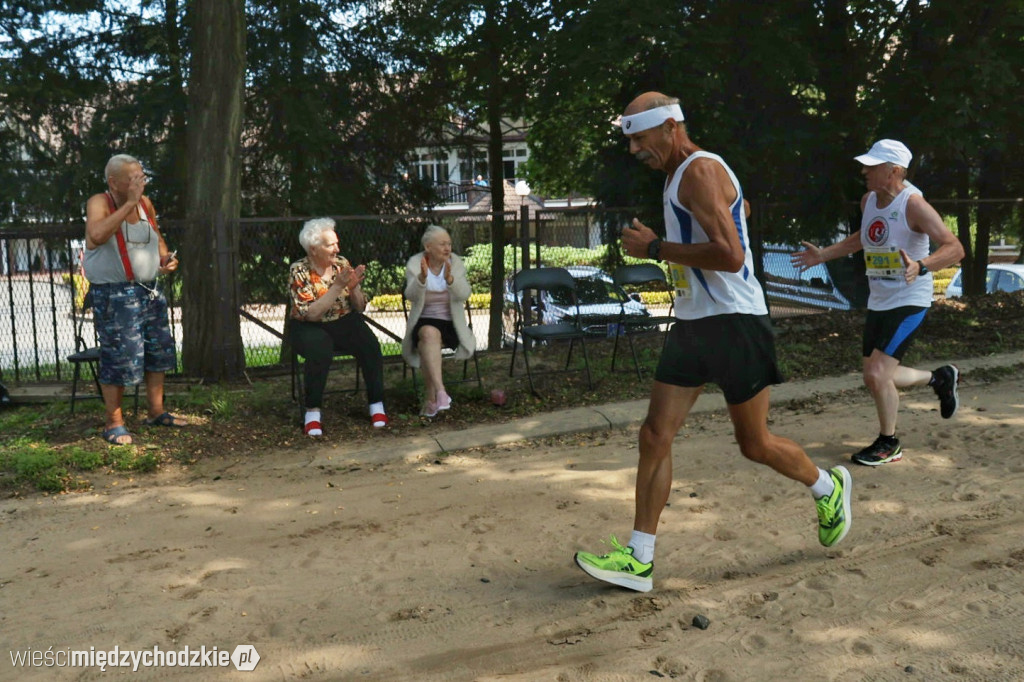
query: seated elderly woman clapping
[
  {"left": 402, "top": 225, "right": 476, "bottom": 417},
  {"left": 289, "top": 217, "right": 388, "bottom": 434}
]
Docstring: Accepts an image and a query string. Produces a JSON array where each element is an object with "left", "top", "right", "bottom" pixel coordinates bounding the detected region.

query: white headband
[{"left": 619, "top": 104, "right": 684, "bottom": 134}]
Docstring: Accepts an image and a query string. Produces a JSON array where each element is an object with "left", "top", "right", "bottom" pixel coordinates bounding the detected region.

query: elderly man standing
[
  {"left": 84, "top": 154, "right": 184, "bottom": 445},
  {"left": 791, "top": 140, "right": 964, "bottom": 466},
  {"left": 574, "top": 92, "right": 852, "bottom": 593}
]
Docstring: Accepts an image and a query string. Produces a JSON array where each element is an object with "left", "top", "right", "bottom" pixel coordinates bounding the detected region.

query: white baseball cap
[{"left": 854, "top": 139, "right": 912, "bottom": 167}]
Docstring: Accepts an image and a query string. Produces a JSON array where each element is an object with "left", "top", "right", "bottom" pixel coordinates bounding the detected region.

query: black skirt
[{"left": 411, "top": 317, "right": 459, "bottom": 351}]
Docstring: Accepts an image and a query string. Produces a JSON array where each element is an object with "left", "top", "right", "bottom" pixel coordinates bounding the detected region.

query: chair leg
[
  {"left": 291, "top": 353, "right": 299, "bottom": 402},
  {"left": 627, "top": 333, "right": 643, "bottom": 381},
  {"left": 522, "top": 344, "right": 538, "bottom": 396},
  {"left": 89, "top": 361, "right": 101, "bottom": 396},
  {"left": 508, "top": 331, "right": 519, "bottom": 377},
  {"left": 70, "top": 364, "right": 81, "bottom": 414},
  {"left": 580, "top": 337, "right": 593, "bottom": 389},
  {"left": 294, "top": 357, "right": 306, "bottom": 426},
  {"left": 611, "top": 328, "right": 621, "bottom": 372},
  {"left": 470, "top": 355, "right": 482, "bottom": 390}
]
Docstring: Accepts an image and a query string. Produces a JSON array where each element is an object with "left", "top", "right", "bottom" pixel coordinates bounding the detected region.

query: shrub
[
  {"left": 638, "top": 291, "right": 673, "bottom": 306},
  {"left": 468, "top": 293, "right": 490, "bottom": 309},
  {"left": 370, "top": 293, "right": 404, "bottom": 312}
]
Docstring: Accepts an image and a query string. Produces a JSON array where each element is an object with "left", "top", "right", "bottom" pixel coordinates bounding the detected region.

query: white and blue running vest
[{"left": 663, "top": 151, "right": 768, "bottom": 320}]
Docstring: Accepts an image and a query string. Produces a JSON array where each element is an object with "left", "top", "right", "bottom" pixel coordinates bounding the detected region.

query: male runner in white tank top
[
  {"left": 791, "top": 140, "right": 964, "bottom": 466},
  {"left": 574, "top": 92, "right": 853, "bottom": 593}
]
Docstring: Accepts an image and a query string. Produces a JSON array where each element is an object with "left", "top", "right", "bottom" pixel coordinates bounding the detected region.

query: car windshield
[{"left": 549, "top": 277, "right": 626, "bottom": 305}]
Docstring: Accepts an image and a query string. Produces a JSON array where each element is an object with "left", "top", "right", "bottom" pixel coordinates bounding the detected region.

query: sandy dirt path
[{"left": 2, "top": 373, "right": 1023, "bottom": 681}]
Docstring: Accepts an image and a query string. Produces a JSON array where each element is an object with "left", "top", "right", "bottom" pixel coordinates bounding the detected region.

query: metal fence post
[{"left": 520, "top": 204, "right": 530, "bottom": 271}]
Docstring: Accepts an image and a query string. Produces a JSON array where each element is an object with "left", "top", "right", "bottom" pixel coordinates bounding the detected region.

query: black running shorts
[
  {"left": 862, "top": 306, "right": 928, "bottom": 360},
  {"left": 655, "top": 313, "right": 784, "bottom": 405}
]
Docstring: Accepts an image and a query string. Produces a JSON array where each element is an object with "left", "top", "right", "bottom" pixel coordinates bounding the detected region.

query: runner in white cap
[{"left": 791, "top": 139, "right": 965, "bottom": 466}]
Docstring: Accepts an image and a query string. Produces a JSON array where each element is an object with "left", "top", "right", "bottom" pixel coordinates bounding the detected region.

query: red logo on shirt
[{"left": 867, "top": 219, "right": 888, "bottom": 245}]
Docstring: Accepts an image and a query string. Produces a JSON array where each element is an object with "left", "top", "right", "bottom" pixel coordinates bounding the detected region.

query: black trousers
[{"left": 291, "top": 314, "right": 385, "bottom": 408}]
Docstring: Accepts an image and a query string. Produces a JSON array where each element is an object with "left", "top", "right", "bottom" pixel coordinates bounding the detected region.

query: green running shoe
[
  {"left": 574, "top": 535, "right": 653, "bottom": 592},
  {"left": 816, "top": 466, "right": 852, "bottom": 547}
]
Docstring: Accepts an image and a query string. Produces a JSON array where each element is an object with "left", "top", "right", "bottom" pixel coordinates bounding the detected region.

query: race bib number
[
  {"left": 668, "top": 263, "right": 692, "bottom": 299},
  {"left": 864, "top": 246, "right": 904, "bottom": 279}
]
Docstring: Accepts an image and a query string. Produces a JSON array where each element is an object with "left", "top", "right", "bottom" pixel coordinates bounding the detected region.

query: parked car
[
  {"left": 762, "top": 244, "right": 852, "bottom": 311},
  {"left": 503, "top": 265, "right": 653, "bottom": 346},
  {"left": 944, "top": 263, "right": 1024, "bottom": 298}
]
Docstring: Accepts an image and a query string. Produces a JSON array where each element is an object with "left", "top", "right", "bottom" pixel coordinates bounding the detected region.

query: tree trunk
[
  {"left": 953, "top": 162, "right": 979, "bottom": 295},
  {"left": 182, "top": 0, "right": 246, "bottom": 380},
  {"left": 484, "top": 2, "right": 507, "bottom": 351},
  {"left": 164, "top": 0, "right": 188, "bottom": 217}
]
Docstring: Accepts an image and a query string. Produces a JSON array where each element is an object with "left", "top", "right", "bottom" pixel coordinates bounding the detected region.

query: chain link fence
[{"left": 2, "top": 201, "right": 1019, "bottom": 384}]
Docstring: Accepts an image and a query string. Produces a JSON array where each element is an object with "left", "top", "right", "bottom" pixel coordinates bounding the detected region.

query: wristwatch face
[{"left": 648, "top": 239, "right": 661, "bottom": 260}]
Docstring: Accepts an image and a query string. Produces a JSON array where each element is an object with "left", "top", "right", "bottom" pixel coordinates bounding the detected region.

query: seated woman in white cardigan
[{"left": 402, "top": 225, "right": 476, "bottom": 417}]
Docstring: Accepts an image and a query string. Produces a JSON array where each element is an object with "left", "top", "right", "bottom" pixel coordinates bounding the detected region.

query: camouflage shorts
[{"left": 90, "top": 281, "right": 176, "bottom": 386}]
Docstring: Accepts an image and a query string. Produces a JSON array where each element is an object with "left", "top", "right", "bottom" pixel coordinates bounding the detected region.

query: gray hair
[
  {"left": 299, "top": 217, "right": 336, "bottom": 253},
  {"left": 105, "top": 154, "right": 140, "bottom": 181},
  {"left": 421, "top": 224, "right": 450, "bottom": 250},
  {"left": 885, "top": 162, "right": 908, "bottom": 179}
]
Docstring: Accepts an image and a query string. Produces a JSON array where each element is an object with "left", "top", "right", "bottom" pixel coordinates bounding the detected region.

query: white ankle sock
[
  {"left": 369, "top": 402, "right": 384, "bottom": 416},
  {"left": 628, "top": 530, "right": 656, "bottom": 564},
  {"left": 304, "top": 410, "right": 322, "bottom": 436},
  {"left": 810, "top": 468, "right": 835, "bottom": 499}
]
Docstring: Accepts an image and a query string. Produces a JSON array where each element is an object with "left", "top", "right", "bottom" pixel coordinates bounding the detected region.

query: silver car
[{"left": 944, "top": 263, "right": 1024, "bottom": 298}]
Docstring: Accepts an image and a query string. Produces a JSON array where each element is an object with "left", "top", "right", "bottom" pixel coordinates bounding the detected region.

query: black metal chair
[
  {"left": 67, "top": 289, "right": 139, "bottom": 414},
  {"left": 508, "top": 267, "right": 592, "bottom": 395},
  {"left": 401, "top": 295, "right": 482, "bottom": 393},
  {"left": 611, "top": 264, "right": 677, "bottom": 380}
]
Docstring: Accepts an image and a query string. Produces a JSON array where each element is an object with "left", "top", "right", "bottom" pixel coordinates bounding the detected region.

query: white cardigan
[{"left": 401, "top": 252, "right": 475, "bottom": 368}]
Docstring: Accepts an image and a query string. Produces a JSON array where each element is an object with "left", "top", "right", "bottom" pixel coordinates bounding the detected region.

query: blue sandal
[
  {"left": 143, "top": 412, "right": 187, "bottom": 427},
  {"left": 102, "top": 425, "right": 134, "bottom": 445}
]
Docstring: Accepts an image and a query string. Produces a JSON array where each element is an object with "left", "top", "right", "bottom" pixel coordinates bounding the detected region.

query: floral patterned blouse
[{"left": 289, "top": 255, "right": 355, "bottom": 322}]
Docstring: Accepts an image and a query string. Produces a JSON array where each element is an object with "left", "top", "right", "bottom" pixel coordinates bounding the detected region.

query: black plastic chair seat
[{"left": 68, "top": 347, "right": 100, "bottom": 363}]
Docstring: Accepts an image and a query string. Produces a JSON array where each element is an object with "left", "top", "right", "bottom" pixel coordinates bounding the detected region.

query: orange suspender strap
[{"left": 104, "top": 192, "right": 136, "bottom": 281}]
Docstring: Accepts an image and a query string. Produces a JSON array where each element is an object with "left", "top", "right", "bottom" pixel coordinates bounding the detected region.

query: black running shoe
[
  {"left": 931, "top": 365, "right": 960, "bottom": 419},
  {"left": 851, "top": 436, "right": 902, "bottom": 466}
]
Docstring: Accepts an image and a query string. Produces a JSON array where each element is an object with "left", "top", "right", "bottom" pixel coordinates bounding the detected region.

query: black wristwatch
[
  {"left": 916, "top": 260, "right": 929, "bottom": 275},
  {"left": 647, "top": 238, "right": 662, "bottom": 261}
]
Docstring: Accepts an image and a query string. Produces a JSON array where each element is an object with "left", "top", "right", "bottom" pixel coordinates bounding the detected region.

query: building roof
[{"left": 463, "top": 179, "right": 544, "bottom": 217}]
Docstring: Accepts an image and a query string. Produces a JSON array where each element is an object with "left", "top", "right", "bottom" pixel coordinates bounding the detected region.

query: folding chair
[
  {"left": 68, "top": 288, "right": 139, "bottom": 414},
  {"left": 611, "top": 263, "right": 677, "bottom": 380},
  {"left": 402, "top": 295, "right": 483, "bottom": 393},
  {"left": 508, "top": 267, "right": 592, "bottom": 395}
]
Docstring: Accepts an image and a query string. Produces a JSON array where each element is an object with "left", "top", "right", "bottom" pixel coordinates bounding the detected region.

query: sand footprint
[
  {"left": 739, "top": 631, "right": 770, "bottom": 654},
  {"left": 850, "top": 638, "right": 875, "bottom": 656}
]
